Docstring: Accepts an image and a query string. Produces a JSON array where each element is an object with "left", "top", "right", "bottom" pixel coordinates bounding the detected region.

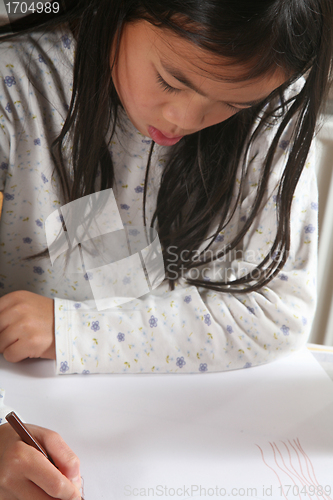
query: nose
[{"left": 162, "top": 100, "right": 206, "bottom": 132}]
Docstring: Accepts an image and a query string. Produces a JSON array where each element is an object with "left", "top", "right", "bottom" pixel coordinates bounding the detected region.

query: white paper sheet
[{"left": 1, "top": 348, "right": 333, "bottom": 499}]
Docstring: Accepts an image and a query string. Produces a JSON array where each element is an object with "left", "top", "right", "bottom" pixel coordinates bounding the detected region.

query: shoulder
[
  {"left": 252, "top": 77, "right": 305, "bottom": 144},
  {"left": 0, "top": 23, "right": 75, "bottom": 66},
  {"left": 242, "top": 77, "right": 314, "bottom": 196},
  {"left": 0, "top": 24, "right": 75, "bottom": 100},
  {"left": 0, "top": 24, "right": 75, "bottom": 133},
  {"left": 247, "top": 77, "right": 307, "bottom": 167}
]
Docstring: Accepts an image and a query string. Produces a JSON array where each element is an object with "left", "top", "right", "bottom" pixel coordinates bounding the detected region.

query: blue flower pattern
[
  {"left": 281, "top": 325, "right": 290, "bottom": 336},
  {"left": 176, "top": 357, "right": 186, "bottom": 368},
  {"left": 91, "top": 321, "right": 100, "bottom": 332},
  {"left": 279, "top": 140, "right": 290, "bottom": 151},
  {"left": 305, "top": 224, "right": 315, "bottom": 234},
  {"left": 4, "top": 76, "right": 16, "bottom": 87},
  {"left": 149, "top": 315, "right": 158, "bottom": 328},
  {"left": 60, "top": 361, "right": 69, "bottom": 373},
  {"left": 33, "top": 266, "right": 44, "bottom": 275},
  {"left": 61, "top": 35, "right": 71, "bottom": 49},
  {"left": 204, "top": 314, "right": 211, "bottom": 326}
]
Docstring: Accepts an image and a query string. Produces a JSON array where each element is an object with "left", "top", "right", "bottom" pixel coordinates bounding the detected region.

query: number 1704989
[
  {"left": 5, "top": 2, "right": 60, "bottom": 14},
  {"left": 279, "top": 485, "right": 332, "bottom": 496}
]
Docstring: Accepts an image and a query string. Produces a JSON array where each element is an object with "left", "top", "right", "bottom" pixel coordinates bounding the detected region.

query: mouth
[{"left": 148, "top": 126, "right": 183, "bottom": 146}]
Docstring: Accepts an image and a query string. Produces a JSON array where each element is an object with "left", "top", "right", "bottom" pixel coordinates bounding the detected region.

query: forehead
[{"left": 133, "top": 20, "right": 286, "bottom": 91}]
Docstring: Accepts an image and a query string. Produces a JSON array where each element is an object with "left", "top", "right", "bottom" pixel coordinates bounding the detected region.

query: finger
[
  {"left": 0, "top": 299, "right": 36, "bottom": 337},
  {"left": 0, "top": 290, "right": 26, "bottom": 314},
  {"left": 0, "top": 333, "right": 17, "bottom": 356},
  {"left": 0, "top": 323, "right": 48, "bottom": 362},
  {"left": 0, "top": 302, "right": 16, "bottom": 335},
  {"left": 0, "top": 293, "right": 55, "bottom": 360},
  {"left": 25, "top": 451, "right": 81, "bottom": 500},
  {"left": 29, "top": 426, "right": 81, "bottom": 489},
  {"left": 1, "top": 440, "right": 81, "bottom": 500},
  {"left": 2, "top": 474, "right": 77, "bottom": 500},
  {"left": 1, "top": 334, "right": 29, "bottom": 363},
  {"left": 0, "top": 315, "right": 21, "bottom": 354},
  {"left": 0, "top": 292, "right": 14, "bottom": 315}
]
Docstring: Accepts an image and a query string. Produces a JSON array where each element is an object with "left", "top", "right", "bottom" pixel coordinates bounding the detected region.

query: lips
[{"left": 148, "top": 126, "right": 183, "bottom": 146}]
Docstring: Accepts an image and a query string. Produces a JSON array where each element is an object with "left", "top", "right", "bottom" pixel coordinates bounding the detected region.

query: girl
[{"left": 0, "top": 0, "right": 332, "bottom": 498}]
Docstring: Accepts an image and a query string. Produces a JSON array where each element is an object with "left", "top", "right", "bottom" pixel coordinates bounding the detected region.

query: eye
[
  {"left": 224, "top": 102, "right": 242, "bottom": 113},
  {"left": 156, "top": 73, "right": 181, "bottom": 94}
]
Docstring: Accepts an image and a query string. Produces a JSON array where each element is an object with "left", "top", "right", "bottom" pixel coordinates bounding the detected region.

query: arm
[
  {"left": 53, "top": 117, "right": 317, "bottom": 374},
  {"left": 0, "top": 35, "right": 316, "bottom": 375},
  {"left": 0, "top": 88, "right": 317, "bottom": 374}
]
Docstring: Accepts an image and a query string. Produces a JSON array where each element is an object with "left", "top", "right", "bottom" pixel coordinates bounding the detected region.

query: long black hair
[{"left": 1, "top": 0, "right": 332, "bottom": 292}]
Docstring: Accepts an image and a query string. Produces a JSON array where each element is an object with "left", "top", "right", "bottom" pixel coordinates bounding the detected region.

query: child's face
[{"left": 111, "top": 21, "right": 286, "bottom": 146}]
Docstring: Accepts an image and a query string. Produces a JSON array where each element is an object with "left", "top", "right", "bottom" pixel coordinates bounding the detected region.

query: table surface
[{"left": 1, "top": 345, "right": 333, "bottom": 499}]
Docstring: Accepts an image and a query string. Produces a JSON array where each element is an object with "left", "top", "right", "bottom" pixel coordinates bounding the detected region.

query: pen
[
  {"left": 6, "top": 411, "right": 56, "bottom": 464},
  {"left": 5, "top": 411, "right": 84, "bottom": 499}
]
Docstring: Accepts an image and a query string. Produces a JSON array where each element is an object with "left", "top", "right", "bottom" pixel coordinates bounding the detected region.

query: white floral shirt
[{"left": 0, "top": 24, "right": 318, "bottom": 389}]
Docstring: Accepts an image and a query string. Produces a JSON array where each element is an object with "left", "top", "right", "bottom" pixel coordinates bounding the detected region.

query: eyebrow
[{"left": 160, "top": 60, "right": 267, "bottom": 107}]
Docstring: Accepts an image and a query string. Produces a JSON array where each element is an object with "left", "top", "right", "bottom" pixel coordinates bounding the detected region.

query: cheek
[
  {"left": 130, "top": 82, "right": 162, "bottom": 116},
  {"left": 206, "top": 106, "right": 237, "bottom": 126}
]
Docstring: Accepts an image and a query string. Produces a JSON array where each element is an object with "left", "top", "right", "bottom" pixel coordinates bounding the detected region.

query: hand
[
  {"left": 0, "top": 423, "right": 82, "bottom": 500},
  {"left": 0, "top": 291, "right": 55, "bottom": 362}
]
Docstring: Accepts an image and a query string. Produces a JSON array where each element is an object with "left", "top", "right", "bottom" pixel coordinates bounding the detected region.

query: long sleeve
[
  {"left": 0, "top": 26, "right": 317, "bottom": 376},
  {"left": 54, "top": 112, "right": 318, "bottom": 375}
]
